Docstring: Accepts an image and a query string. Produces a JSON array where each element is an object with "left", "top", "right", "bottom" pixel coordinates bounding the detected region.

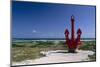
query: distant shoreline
[
  {"left": 12, "top": 38, "right": 96, "bottom": 42},
  {"left": 13, "top": 38, "right": 96, "bottom": 40}
]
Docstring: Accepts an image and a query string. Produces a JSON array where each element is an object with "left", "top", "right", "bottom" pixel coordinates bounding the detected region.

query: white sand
[{"left": 12, "top": 50, "right": 94, "bottom": 66}]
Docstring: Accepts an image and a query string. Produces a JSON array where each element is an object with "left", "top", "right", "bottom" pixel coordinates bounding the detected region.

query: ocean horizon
[{"left": 12, "top": 38, "right": 96, "bottom": 42}]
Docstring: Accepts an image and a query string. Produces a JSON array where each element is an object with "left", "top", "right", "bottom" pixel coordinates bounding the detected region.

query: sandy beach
[{"left": 12, "top": 50, "right": 94, "bottom": 66}]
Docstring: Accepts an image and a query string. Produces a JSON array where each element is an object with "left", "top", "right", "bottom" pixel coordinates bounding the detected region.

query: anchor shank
[{"left": 71, "top": 15, "right": 75, "bottom": 41}]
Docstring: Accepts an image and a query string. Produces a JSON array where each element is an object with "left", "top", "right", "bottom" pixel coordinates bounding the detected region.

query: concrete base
[{"left": 68, "top": 49, "right": 77, "bottom": 53}]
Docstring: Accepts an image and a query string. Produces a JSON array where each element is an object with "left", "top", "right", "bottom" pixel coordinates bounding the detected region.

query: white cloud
[
  {"left": 32, "top": 30, "right": 36, "bottom": 33},
  {"left": 32, "top": 30, "right": 37, "bottom": 33}
]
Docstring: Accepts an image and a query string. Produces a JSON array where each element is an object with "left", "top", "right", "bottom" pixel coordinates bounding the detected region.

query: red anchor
[{"left": 65, "top": 15, "right": 82, "bottom": 53}]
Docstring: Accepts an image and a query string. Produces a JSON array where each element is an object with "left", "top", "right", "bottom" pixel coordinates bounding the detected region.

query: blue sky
[{"left": 12, "top": 1, "right": 96, "bottom": 38}]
